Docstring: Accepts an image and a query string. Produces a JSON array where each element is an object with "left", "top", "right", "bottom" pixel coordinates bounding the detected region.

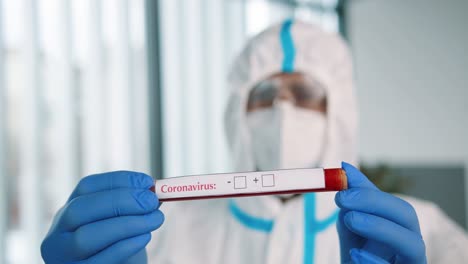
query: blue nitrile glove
[
  {"left": 41, "top": 171, "right": 164, "bottom": 264},
  {"left": 335, "top": 162, "right": 427, "bottom": 264}
]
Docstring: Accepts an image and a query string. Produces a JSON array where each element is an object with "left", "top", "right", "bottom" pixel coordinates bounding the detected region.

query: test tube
[{"left": 151, "top": 167, "right": 347, "bottom": 202}]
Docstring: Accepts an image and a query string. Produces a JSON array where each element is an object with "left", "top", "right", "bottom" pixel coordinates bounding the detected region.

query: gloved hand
[
  {"left": 335, "top": 162, "right": 427, "bottom": 264},
  {"left": 41, "top": 171, "right": 164, "bottom": 264}
]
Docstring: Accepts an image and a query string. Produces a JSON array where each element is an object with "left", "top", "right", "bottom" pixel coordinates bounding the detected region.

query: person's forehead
[
  {"left": 265, "top": 72, "right": 306, "bottom": 84},
  {"left": 256, "top": 72, "right": 326, "bottom": 96}
]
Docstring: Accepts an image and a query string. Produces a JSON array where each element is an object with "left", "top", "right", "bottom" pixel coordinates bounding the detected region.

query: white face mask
[{"left": 246, "top": 101, "right": 327, "bottom": 171}]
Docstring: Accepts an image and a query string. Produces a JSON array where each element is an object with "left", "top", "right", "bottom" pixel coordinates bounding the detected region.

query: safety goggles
[{"left": 246, "top": 73, "right": 327, "bottom": 113}]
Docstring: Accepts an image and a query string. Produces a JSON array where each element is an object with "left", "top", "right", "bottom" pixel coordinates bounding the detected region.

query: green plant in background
[{"left": 360, "top": 163, "right": 410, "bottom": 193}]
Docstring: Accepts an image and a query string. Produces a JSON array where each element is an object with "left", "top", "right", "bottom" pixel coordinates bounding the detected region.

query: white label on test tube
[{"left": 155, "top": 168, "right": 326, "bottom": 201}]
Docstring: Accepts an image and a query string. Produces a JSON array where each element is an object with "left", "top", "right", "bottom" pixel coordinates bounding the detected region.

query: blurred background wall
[
  {"left": 347, "top": 0, "right": 468, "bottom": 229},
  {"left": 0, "top": 0, "right": 467, "bottom": 263}
]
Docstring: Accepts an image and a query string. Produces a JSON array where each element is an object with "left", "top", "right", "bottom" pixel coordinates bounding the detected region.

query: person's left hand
[{"left": 335, "top": 162, "right": 427, "bottom": 264}]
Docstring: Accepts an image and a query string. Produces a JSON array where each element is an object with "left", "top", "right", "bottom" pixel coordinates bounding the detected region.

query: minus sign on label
[{"left": 227, "top": 181, "right": 231, "bottom": 183}]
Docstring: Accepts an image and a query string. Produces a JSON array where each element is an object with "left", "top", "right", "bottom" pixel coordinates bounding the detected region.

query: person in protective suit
[{"left": 41, "top": 20, "right": 468, "bottom": 264}]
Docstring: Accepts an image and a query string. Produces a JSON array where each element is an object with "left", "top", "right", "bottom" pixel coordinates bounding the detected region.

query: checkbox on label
[
  {"left": 262, "top": 174, "right": 275, "bottom": 187},
  {"left": 234, "top": 176, "right": 247, "bottom": 189}
]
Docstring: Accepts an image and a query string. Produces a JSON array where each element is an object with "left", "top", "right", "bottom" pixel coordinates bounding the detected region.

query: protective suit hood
[{"left": 224, "top": 20, "right": 358, "bottom": 170}]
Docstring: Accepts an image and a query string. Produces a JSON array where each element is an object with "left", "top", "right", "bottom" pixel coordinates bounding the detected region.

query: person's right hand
[{"left": 41, "top": 171, "right": 164, "bottom": 264}]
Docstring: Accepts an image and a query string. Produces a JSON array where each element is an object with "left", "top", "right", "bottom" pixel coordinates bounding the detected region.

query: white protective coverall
[{"left": 148, "top": 20, "right": 468, "bottom": 263}]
